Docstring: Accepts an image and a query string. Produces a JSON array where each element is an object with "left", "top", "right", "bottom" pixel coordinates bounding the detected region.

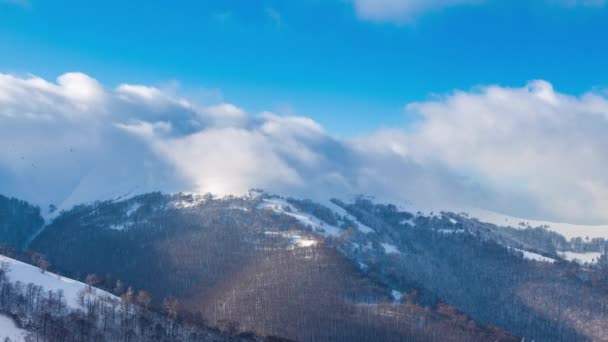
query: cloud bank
[{"left": 1, "top": 72, "right": 608, "bottom": 223}]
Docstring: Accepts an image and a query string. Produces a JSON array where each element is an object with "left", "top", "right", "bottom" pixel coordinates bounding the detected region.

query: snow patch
[
  {"left": 391, "top": 290, "right": 402, "bottom": 302},
  {"left": 510, "top": 248, "right": 555, "bottom": 263},
  {"left": 108, "top": 223, "right": 133, "bottom": 231},
  {"left": 381, "top": 243, "right": 401, "bottom": 255},
  {"left": 355, "top": 223, "right": 374, "bottom": 234},
  {"left": 259, "top": 198, "right": 342, "bottom": 237},
  {"left": 228, "top": 205, "right": 249, "bottom": 211},
  {"left": 437, "top": 229, "right": 465, "bottom": 234},
  {"left": 559, "top": 251, "right": 603, "bottom": 264},
  {"left": 264, "top": 231, "right": 318, "bottom": 249},
  {"left": 0, "top": 314, "right": 27, "bottom": 342},
  {"left": 325, "top": 200, "right": 375, "bottom": 234},
  {"left": 295, "top": 238, "right": 318, "bottom": 248},
  {"left": 171, "top": 192, "right": 211, "bottom": 209},
  {"left": 126, "top": 202, "right": 142, "bottom": 216},
  {"left": 400, "top": 218, "right": 416, "bottom": 226}
]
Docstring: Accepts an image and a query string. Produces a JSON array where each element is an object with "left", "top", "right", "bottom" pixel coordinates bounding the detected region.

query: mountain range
[{"left": 1, "top": 191, "right": 608, "bottom": 341}]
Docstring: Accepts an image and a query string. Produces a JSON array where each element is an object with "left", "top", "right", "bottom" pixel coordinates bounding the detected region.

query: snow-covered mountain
[{"left": 2, "top": 191, "right": 608, "bottom": 341}]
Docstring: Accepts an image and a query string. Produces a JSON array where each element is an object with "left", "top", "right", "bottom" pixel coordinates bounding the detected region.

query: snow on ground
[
  {"left": 171, "top": 192, "right": 212, "bottom": 209},
  {"left": 468, "top": 208, "right": 608, "bottom": 240},
  {"left": 391, "top": 290, "right": 402, "bottom": 302},
  {"left": 510, "top": 248, "right": 555, "bottom": 263},
  {"left": 0, "top": 314, "right": 27, "bottom": 342},
  {"left": 295, "top": 238, "right": 318, "bottom": 248},
  {"left": 381, "top": 243, "right": 401, "bottom": 255},
  {"left": 264, "top": 231, "right": 318, "bottom": 249},
  {"left": 437, "top": 229, "right": 465, "bottom": 234},
  {"left": 324, "top": 200, "right": 375, "bottom": 234},
  {"left": 108, "top": 223, "right": 134, "bottom": 231},
  {"left": 228, "top": 205, "right": 250, "bottom": 212},
  {"left": 126, "top": 201, "right": 142, "bottom": 216},
  {"left": 400, "top": 218, "right": 416, "bottom": 226},
  {"left": 559, "top": 251, "right": 603, "bottom": 264},
  {"left": 259, "top": 198, "right": 342, "bottom": 237},
  {"left": 0, "top": 255, "right": 117, "bottom": 309},
  {"left": 376, "top": 196, "right": 608, "bottom": 241}
]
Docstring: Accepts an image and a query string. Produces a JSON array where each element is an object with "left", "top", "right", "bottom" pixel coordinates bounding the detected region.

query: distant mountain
[{"left": 1, "top": 191, "right": 608, "bottom": 341}]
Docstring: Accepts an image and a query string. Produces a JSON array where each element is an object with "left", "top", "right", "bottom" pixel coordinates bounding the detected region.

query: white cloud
[
  {"left": 200, "top": 103, "right": 247, "bottom": 127},
  {"left": 395, "top": 80, "right": 608, "bottom": 223},
  {"left": 2, "top": 72, "right": 608, "bottom": 224},
  {"left": 350, "top": 0, "right": 483, "bottom": 23},
  {"left": 0, "top": 72, "right": 105, "bottom": 120},
  {"left": 143, "top": 127, "right": 305, "bottom": 195}
]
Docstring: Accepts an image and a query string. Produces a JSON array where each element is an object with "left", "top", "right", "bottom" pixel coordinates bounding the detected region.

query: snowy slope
[
  {"left": 258, "top": 197, "right": 381, "bottom": 237},
  {"left": 0, "top": 255, "right": 116, "bottom": 309},
  {"left": 381, "top": 243, "right": 401, "bottom": 255},
  {"left": 510, "top": 247, "right": 556, "bottom": 263},
  {"left": 0, "top": 314, "right": 27, "bottom": 342},
  {"left": 258, "top": 198, "right": 342, "bottom": 237},
  {"left": 324, "top": 199, "right": 375, "bottom": 234},
  {"left": 467, "top": 208, "right": 608, "bottom": 240},
  {"left": 559, "top": 251, "right": 603, "bottom": 264},
  {"left": 369, "top": 195, "right": 608, "bottom": 240}
]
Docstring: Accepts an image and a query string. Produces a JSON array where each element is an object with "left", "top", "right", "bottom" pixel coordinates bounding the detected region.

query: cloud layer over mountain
[{"left": 1, "top": 72, "right": 608, "bottom": 223}]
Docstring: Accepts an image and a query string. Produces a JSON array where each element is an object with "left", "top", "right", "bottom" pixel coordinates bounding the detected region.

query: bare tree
[
  {"left": 0, "top": 261, "right": 11, "bottom": 284},
  {"left": 136, "top": 290, "right": 152, "bottom": 309},
  {"left": 162, "top": 296, "right": 179, "bottom": 320},
  {"left": 163, "top": 296, "right": 180, "bottom": 337},
  {"left": 77, "top": 287, "right": 87, "bottom": 307},
  {"left": 113, "top": 279, "right": 124, "bottom": 296},
  {"left": 38, "top": 257, "right": 50, "bottom": 274},
  {"left": 85, "top": 274, "right": 99, "bottom": 293}
]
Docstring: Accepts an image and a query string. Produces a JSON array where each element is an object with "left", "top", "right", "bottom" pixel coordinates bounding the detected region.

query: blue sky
[{"left": 1, "top": 0, "right": 607, "bottom": 136}]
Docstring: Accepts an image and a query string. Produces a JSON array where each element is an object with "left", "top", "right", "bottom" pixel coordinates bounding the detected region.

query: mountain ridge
[{"left": 2, "top": 191, "right": 608, "bottom": 341}]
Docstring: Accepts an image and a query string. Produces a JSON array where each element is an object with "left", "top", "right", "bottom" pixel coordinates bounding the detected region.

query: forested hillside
[
  {"left": 11, "top": 192, "right": 603, "bottom": 341},
  {"left": 26, "top": 193, "right": 517, "bottom": 341},
  {"left": 0, "top": 194, "right": 43, "bottom": 249},
  {"left": 1, "top": 191, "right": 608, "bottom": 340},
  {"left": 0, "top": 252, "right": 277, "bottom": 342}
]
